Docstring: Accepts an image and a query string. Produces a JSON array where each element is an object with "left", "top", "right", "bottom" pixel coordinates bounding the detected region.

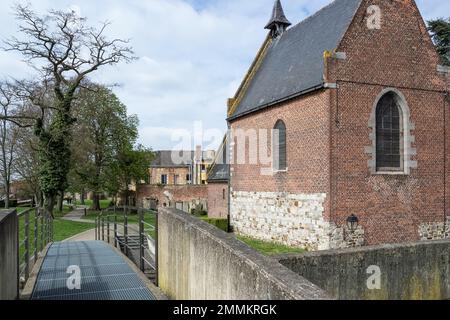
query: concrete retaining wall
[
  {"left": 158, "top": 208, "right": 330, "bottom": 300},
  {"left": 0, "top": 209, "right": 18, "bottom": 300},
  {"left": 277, "top": 239, "right": 450, "bottom": 300}
]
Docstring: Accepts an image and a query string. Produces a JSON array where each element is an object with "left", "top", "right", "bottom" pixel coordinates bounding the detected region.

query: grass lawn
[
  {"left": 237, "top": 236, "right": 306, "bottom": 256},
  {"left": 52, "top": 219, "right": 94, "bottom": 242},
  {"left": 16, "top": 208, "right": 94, "bottom": 265}
]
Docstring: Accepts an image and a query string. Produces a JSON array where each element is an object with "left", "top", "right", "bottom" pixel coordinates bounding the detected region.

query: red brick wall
[
  {"left": 207, "top": 182, "right": 228, "bottom": 219},
  {"left": 137, "top": 184, "right": 207, "bottom": 208},
  {"left": 229, "top": 0, "right": 449, "bottom": 247},
  {"left": 325, "top": 0, "right": 449, "bottom": 245},
  {"left": 230, "top": 90, "right": 332, "bottom": 218}
]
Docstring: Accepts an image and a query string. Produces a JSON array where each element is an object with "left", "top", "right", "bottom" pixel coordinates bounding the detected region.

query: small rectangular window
[{"left": 161, "top": 175, "right": 168, "bottom": 185}]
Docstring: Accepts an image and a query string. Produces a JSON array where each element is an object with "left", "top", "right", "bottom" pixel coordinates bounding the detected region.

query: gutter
[{"left": 227, "top": 83, "right": 325, "bottom": 122}]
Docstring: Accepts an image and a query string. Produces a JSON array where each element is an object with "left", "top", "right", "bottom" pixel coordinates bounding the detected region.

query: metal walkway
[{"left": 31, "top": 241, "right": 156, "bottom": 300}]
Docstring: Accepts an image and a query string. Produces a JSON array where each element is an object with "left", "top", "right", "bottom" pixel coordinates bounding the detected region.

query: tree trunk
[
  {"left": 45, "top": 195, "right": 56, "bottom": 219},
  {"left": 57, "top": 190, "right": 64, "bottom": 213},
  {"left": 4, "top": 183, "right": 10, "bottom": 209},
  {"left": 92, "top": 193, "right": 101, "bottom": 211},
  {"left": 80, "top": 189, "right": 85, "bottom": 205},
  {"left": 39, "top": 191, "right": 44, "bottom": 208}
]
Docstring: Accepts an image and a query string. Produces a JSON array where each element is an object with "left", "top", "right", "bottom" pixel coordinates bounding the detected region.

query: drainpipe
[{"left": 227, "top": 123, "right": 232, "bottom": 233}]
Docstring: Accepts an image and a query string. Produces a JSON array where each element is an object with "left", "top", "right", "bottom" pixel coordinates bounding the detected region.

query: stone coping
[
  {"left": 0, "top": 209, "right": 16, "bottom": 224},
  {"left": 275, "top": 238, "right": 450, "bottom": 261},
  {"left": 160, "top": 207, "right": 332, "bottom": 300}
]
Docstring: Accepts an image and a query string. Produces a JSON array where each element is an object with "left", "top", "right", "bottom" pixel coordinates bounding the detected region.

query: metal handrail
[
  {"left": 17, "top": 208, "right": 34, "bottom": 218},
  {"left": 17, "top": 207, "right": 54, "bottom": 288},
  {"left": 95, "top": 205, "right": 158, "bottom": 285}
]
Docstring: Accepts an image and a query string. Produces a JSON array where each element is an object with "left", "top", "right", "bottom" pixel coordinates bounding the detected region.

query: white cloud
[{"left": 0, "top": 0, "right": 448, "bottom": 151}]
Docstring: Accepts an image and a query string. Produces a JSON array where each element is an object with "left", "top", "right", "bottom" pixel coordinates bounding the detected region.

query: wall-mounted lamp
[{"left": 346, "top": 214, "right": 359, "bottom": 232}]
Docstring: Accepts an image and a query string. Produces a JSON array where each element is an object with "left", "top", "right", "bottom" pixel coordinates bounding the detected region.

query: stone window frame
[
  {"left": 366, "top": 88, "right": 417, "bottom": 175},
  {"left": 272, "top": 119, "right": 288, "bottom": 173}
]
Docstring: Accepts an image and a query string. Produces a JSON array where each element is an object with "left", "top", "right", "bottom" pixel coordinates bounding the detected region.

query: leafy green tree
[
  {"left": 428, "top": 18, "right": 450, "bottom": 66},
  {"left": 70, "top": 83, "right": 140, "bottom": 211},
  {"left": 107, "top": 144, "right": 154, "bottom": 206},
  {"left": 1, "top": 5, "right": 134, "bottom": 217}
]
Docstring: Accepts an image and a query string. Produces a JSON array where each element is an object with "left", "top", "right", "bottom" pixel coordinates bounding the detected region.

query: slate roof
[
  {"left": 151, "top": 151, "right": 193, "bottom": 167},
  {"left": 229, "top": 0, "right": 362, "bottom": 121},
  {"left": 207, "top": 163, "right": 229, "bottom": 182}
]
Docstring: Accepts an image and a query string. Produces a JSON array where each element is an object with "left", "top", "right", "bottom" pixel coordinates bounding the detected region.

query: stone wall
[
  {"left": 0, "top": 209, "right": 18, "bottom": 300},
  {"left": 230, "top": 191, "right": 367, "bottom": 251},
  {"left": 419, "top": 220, "right": 450, "bottom": 241},
  {"left": 137, "top": 184, "right": 208, "bottom": 213},
  {"left": 157, "top": 207, "right": 330, "bottom": 300},
  {"left": 278, "top": 239, "right": 450, "bottom": 300},
  {"left": 231, "top": 191, "right": 328, "bottom": 250}
]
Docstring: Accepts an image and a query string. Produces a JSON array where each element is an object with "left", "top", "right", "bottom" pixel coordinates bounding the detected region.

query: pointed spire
[{"left": 265, "top": 0, "right": 291, "bottom": 38}]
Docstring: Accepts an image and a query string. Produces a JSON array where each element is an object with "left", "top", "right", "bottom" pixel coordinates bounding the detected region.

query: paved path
[
  {"left": 62, "top": 223, "right": 140, "bottom": 243},
  {"left": 31, "top": 241, "right": 156, "bottom": 300},
  {"left": 62, "top": 207, "right": 95, "bottom": 224},
  {"left": 63, "top": 229, "right": 96, "bottom": 242}
]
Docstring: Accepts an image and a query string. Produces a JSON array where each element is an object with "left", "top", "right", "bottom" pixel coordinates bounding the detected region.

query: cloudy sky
[{"left": 0, "top": 0, "right": 448, "bottom": 151}]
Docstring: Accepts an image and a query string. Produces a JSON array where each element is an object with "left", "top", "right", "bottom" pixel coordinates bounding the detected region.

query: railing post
[
  {"left": 155, "top": 210, "right": 159, "bottom": 287},
  {"left": 15, "top": 209, "right": 20, "bottom": 299},
  {"left": 97, "top": 217, "right": 100, "bottom": 241},
  {"left": 50, "top": 217, "right": 54, "bottom": 242},
  {"left": 139, "top": 207, "right": 144, "bottom": 272},
  {"left": 39, "top": 214, "right": 44, "bottom": 252},
  {"left": 124, "top": 208, "right": 128, "bottom": 257},
  {"left": 24, "top": 211, "right": 30, "bottom": 282},
  {"left": 46, "top": 215, "right": 49, "bottom": 245},
  {"left": 34, "top": 209, "right": 38, "bottom": 263},
  {"left": 101, "top": 215, "right": 105, "bottom": 242},
  {"left": 107, "top": 215, "right": 110, "bottom": 244},
  {"left": 114, "top": 215, "right": 118, "bottom": 248}
]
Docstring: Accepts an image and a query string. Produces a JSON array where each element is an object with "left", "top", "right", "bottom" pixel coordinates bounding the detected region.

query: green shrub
[
  {"left": 201, "top": 218, "right": 229, "bottom": 233},
  {"left": 191, "top": 204, "right": 207, "bottom": 217}
]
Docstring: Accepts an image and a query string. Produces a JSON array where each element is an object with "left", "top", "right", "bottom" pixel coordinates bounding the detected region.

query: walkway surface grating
[{"left": 31, "top": 241, "right": 156, "bottom": 300}]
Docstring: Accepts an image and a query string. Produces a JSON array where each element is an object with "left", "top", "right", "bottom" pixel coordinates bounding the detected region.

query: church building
[{"left": 227, "top": 0, "right": 449, "bottom": 250}]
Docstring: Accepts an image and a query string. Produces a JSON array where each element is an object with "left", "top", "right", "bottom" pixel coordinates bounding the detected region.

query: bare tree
[
  {"left": 0, "top": 82, "right": 19, "bottom": 209},
  {"left": 1, "top": 4, "right": 135, "bottom": 216}
]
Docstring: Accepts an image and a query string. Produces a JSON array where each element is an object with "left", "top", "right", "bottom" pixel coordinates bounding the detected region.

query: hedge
[{"left": 202, "top": 218, "right": 229, "bottom": 233}]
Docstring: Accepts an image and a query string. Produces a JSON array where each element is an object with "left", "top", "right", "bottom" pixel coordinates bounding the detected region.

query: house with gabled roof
[{"left": 227, "top": 0, "right": 449, "bottom": 250}]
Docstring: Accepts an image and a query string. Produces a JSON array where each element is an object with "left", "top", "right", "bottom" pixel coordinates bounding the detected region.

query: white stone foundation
[
  {"left": 419, "top": 221, "right": 450, "bottom": 241},
  {"left": 231, "top": 191, "right": 366, "bottom": 251}
]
